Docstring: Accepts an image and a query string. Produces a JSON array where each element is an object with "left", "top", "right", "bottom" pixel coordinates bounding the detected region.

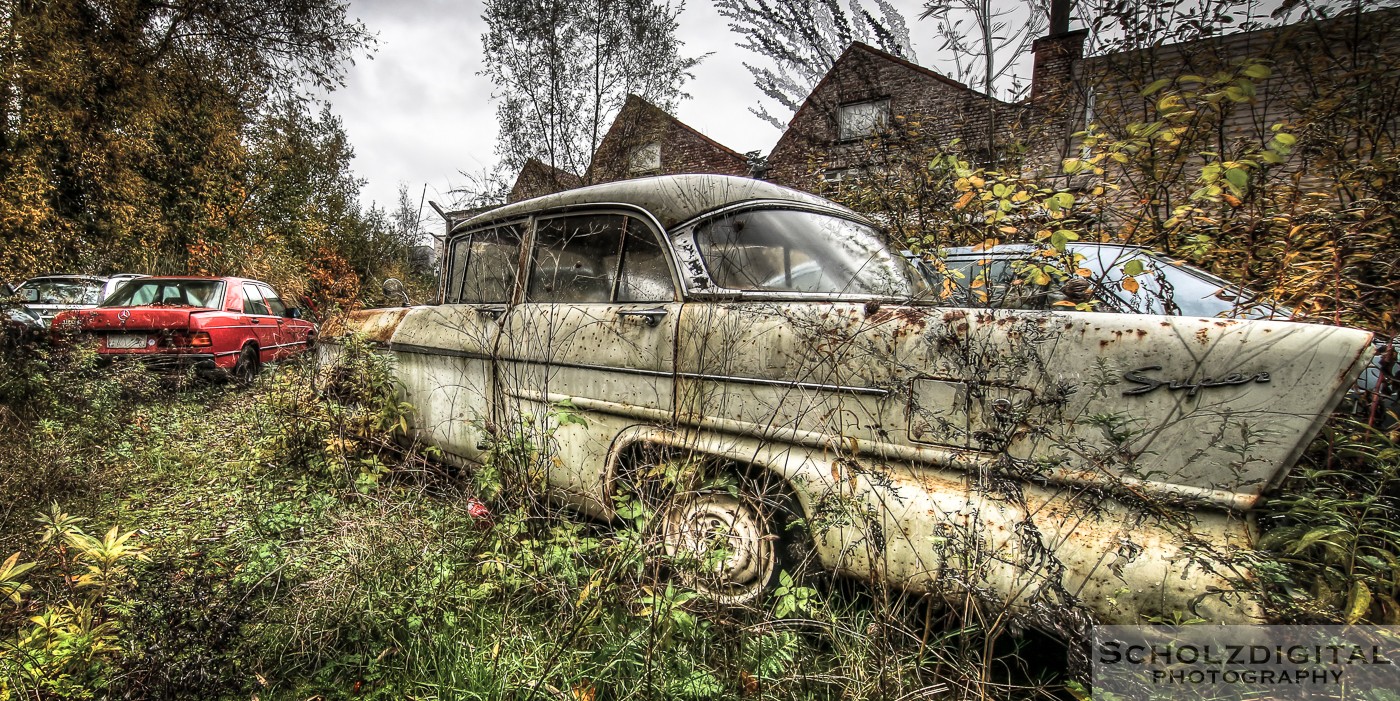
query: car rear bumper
[{"left": 102, "top": 352, "right": 221, "bottom": 376}]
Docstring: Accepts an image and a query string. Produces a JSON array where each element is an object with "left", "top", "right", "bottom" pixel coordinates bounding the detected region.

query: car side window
[
  {"left": 693, "top": 208, "right": 919, "bottom": 296},
  {"left": 450, "top": 224, "right": 522, "bottom": 304},
  {"left": 616, "top": 222, "right": 675, "bottom": 303},
  {"left": 528, "top": 214, "right": 626, "bottom": 303},
  {"left": 258, "top": 285, "right": 287, "bottom": 316},
  {"left": 242, "top": 284, "right": 269, "bottom": 315}
]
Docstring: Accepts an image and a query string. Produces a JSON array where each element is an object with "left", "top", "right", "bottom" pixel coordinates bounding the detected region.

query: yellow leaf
[
  {"left": 1075, "top": 268, "right": 1092, "bottom": 277},
  {"left": 1121, "top": 276, "right": 1140, "bottom": 294},
  {"left": 576, "top": 576, "right": 596, "bottom": 607},
  {"left": 954, "top": 191, "right": 975, "bottom": 209},
  {"left": 1348, "top": 582, "right": 1373, "bottom": 624}
]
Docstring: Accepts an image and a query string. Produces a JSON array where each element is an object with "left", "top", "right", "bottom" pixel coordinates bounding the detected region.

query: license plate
[{"left": 107, "top": 334, "right": 147, "bottom": 349}]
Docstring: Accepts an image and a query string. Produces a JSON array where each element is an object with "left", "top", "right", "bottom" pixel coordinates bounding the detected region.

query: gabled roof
[
  {"left": 617, "top": 94, "right": 748, "bottom": 161},
  {"left": 782, "top": 42, "right": 1011, "bottom": 131},
  {"left": 585, "top": 94, "right": 749, "bottom": 183}
]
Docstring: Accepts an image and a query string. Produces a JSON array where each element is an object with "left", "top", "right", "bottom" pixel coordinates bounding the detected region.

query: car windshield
[
  {"left": 693, "top": 208, "right": 926, "bottom": 297},
  {"left": 102, "top": 280, "right": 224, "bottom": 309},
  {"left": 18, "top": 279, "right": 104, "bottom": 306}
]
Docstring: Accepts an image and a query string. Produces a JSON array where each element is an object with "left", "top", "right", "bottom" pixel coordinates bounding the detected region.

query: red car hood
[{"left": 59, "top": 307, "right": 220, "bottom": 332}]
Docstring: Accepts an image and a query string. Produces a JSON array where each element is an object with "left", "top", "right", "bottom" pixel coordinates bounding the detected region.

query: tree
[
  {"left": 716, "top": 0, "right": 915, "bottom": 128},
  {"left": 480, "top": 0, "right": 701, "bottom": 179},
  {"left": 921, "top": 0, "right": 1045, "bottom": 100},
  {"left": 391, "top": 183, "right": 426, "bottom": 248},
  {"left": 0, "top": 0, "right": 374, "bottom": 282}
]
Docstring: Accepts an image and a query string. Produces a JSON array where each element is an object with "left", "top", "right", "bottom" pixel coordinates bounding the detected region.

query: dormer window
[
  {"left": 629, "top": 142, "right": 661, "bottom": 175},
  {"left": 837, "top": 99, "right": 891, "bottom": 141}
]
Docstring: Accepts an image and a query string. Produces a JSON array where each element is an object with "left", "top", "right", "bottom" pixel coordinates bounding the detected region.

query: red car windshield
[{"left": 102, "top": 280, "right": 224, "bottom": 309}]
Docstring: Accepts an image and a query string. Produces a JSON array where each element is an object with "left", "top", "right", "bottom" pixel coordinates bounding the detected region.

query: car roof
[
  {"left": 453, "top": 174, "right": 849, "bottom": 234},
  {"left": 22, "top": 275, "right": 108, "bottom": 283}
]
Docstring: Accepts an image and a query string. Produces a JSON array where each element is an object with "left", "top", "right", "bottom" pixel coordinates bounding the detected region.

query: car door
[
  {"left": 389, "top": 223, "right": 525, "bottom": 465},
  {"left": 240, "top": 283, "right": 278, "bottom": 360},
  {"left": 255, "top": 283, "right": 299, "bottom": 359},
  {"left": 498, "top": 211, "right": 679, "bottom": 515}
]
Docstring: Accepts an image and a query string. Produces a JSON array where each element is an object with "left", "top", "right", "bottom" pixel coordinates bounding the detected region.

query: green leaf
[
  {"left": 1142, "top": 78, "right": 1173, "bottom": 96},
  {"left": 1122, "top": 259, "right": 1146, "bottom": 276},
  {"left": 1224, "top": 168, "right": 1249, "bottom": 191},
  {"left": 1273, "top": 132, "right": 1296, "bottom": 147},
  {"left": 1242, "top": 63, "right": 1272, "bottom": 79}
]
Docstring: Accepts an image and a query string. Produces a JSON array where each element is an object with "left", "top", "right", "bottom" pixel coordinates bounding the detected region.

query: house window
[
  {"left": 629, "top": 142, "right": 661, "bottom": 175},
  {"left": 837, "top": 99, "right": 891, "bottom": 141}
]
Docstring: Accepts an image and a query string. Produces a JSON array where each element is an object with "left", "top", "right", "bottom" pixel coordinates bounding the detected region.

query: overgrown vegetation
[{"left": 0, "top": 327, "right": 1396, "bottom": 698}]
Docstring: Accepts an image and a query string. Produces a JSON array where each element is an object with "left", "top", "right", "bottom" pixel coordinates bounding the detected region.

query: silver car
[
  {"left": 14, "top": 273, "right": 147, "bottom": 327},
  {"left": 325, "top": 175, "right": 1375, "bottom": 628}
]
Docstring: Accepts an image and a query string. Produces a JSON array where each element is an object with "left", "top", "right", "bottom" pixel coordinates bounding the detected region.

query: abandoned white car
[{"left": 324, "top": 175, "right": 1375, "bottom": 630}]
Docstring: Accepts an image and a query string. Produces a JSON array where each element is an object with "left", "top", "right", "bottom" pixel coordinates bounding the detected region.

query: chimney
[
  {"left": 1030, "top": 0, "right": 1087, "bottom": 110},
  {"left": 1049, "top": 0, "right": 1070, "bottom": 36}
]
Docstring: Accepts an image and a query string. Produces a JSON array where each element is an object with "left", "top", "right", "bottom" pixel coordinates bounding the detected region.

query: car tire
[
  {"left": 654, "top": 472, "right": 809, "bottom": 608},
  {"left": 233, "top": 344, "right": 260, "bottom": 385}
]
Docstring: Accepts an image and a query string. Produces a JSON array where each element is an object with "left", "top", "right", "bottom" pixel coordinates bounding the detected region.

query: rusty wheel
[{"left": 659, "top": 487, "right": 785, "bottom": 607}]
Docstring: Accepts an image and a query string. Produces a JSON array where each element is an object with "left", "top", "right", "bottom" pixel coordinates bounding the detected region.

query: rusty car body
[{"left": 322, "top": 175, "right": 1374, "bottom": 629}]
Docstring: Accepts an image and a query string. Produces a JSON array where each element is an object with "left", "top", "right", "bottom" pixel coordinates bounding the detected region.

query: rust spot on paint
[
  {"left": 1100, "top": 339, "right": 1110, "bottom": 349},
  {"left": 348, "top": 307, "right": 410, "bottom": 344},
  {"left": 1195, "top": 328, "right": 1211, "bottom": 345},
  {"left": 942, "top": 310, "right": 967, "bottom": 322},
  {"left": 1136, "top": 329, "right": 1148, "bottom": 339},
  {"left": 870, "top": 306, "right": 929, "bottom": 332}
]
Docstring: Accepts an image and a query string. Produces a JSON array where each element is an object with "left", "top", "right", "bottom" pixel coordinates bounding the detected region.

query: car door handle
[
  {"left": 475, "top": 305, "right": 507, "bottom": 319},
  {"left": 249, "top": 318, "right": 261, "bottom": 324},
  {"left": 617, "top": 308, "right": 668, "bottom": 327}
]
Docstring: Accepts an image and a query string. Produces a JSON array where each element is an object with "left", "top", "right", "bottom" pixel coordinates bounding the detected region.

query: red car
[{"left": 53, "top": 277, "right": 317, "bottom": 381}]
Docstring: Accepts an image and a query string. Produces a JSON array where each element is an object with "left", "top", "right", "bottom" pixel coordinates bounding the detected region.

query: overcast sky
[{"left": 327, "top": 0, "right": 1017, "bottom": 217}]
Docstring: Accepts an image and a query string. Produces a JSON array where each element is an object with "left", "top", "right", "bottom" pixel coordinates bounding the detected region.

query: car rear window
[
  {"left": 102, "top": 280, "right": 224, "bottom": 309},
  {"left": 18, "top": 279, "right": 104, "bottom": 305}
]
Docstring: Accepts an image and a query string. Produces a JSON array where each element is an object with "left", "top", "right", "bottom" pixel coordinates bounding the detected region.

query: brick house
[
  {"left": 585, "top": 94, "right": 751, "bottom": 184},
  {"left": 763, "top": 42, "right": 1027, "bottom": 193},
  {"left": 506, "top": 158, "right": 583, "bottom": 204}
]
